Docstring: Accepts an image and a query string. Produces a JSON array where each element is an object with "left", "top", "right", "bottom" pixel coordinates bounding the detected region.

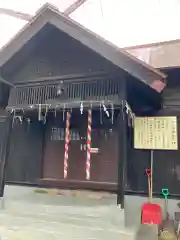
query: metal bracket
[{"left": 80, "top": 144, "right": 86, "bottom": 151}]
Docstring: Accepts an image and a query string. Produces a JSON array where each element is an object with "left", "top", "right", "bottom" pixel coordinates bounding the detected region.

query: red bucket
[{"left": 141, "top": 202, "right": 162, "bottom": 224}]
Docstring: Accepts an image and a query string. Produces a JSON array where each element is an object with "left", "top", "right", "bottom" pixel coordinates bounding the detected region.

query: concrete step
[
  {"left": 3, "top": 201, "right": 125, "bottom": 228},
  {"left": 0, "top": 211, "right": 135, "bottom": 240},
  {"left": 3, "top": 186, "right": 124, "bottom": 227},
  {"left": 0, "top": 185, "right": 135, "bottom": 239}
]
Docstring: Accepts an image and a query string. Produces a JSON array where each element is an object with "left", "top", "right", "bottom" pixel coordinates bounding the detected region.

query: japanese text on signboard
[{"left": 134, "top": 117, "right": 178, "bottom": 150}]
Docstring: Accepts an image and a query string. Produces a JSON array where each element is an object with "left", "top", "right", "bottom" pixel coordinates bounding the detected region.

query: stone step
[
  {"left": 0, "top": 211, "right": 135, "bottom": 240},
  {"left": 3, "top": 202, "right": 125, "bottom": 228},
  {"left": 3, "top": 192, "right": 123, "bottom": 224},
  {"left": 1, "top": 186, "right": 135, "bottom": 239}
]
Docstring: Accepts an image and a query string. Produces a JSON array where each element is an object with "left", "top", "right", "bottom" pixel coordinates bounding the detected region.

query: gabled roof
[{"left": 0, "top": 3, "right": 166, "bottom": 91}]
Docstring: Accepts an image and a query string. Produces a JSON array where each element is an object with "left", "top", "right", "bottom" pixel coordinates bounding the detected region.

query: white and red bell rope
[
  {"left": 64, "top": 111, "right": 71, "bottom": 179},
  {"left": 86, "top": 109, "right": 92, "bottom": 180}
]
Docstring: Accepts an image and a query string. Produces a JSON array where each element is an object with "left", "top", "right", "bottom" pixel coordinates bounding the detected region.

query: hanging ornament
[
  {"left": 15, "top": 115, "right": 23, "bottom": 124},
  {"left": 102, "top": 102, "right": 110, "bottom": 117},
  {"left": 57, "top": 81, "right": 65, "bottom": 96},
  {"left": 38, "top": 104, "right": 42, "bottom": 121},
  {"left": 100, "top": 102, "right": 103, "bottom": 124},
  {"left": 12, "top": 109, "right": 23, "bottom": 126},
  {"left": 86, "top": 108, "right": 92, "bottom": 180},
  {"left": 19, "top": 116, "right": 23, "bottom": 124},
  {"left": 123, "top": 100, "right": 135, "bottom": 127},
  {"left": 80, "top": 102, "right": 83, "bottom": 115},
  {"left": 43, "top": 106, "right": 48, "bottom": 124},
  {"left": 64, "top": 111, "right": 71, "bottom": 179},
  {"left": 111, "top": 103, "right": 114, "bottom": 124},
  {"left": 12, "top": 109, "right": 15, "bottom": 127},
  {"left": 25, "top": 118, "right": 31, "bottom": 132},
  {"left": 27, "top": 118, "right": 31, "bottom": 125}
]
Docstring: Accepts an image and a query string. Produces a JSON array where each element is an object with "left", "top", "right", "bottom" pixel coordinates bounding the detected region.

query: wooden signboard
[{"left": 134, "top": 116, "right": 178, "bottom": 150}]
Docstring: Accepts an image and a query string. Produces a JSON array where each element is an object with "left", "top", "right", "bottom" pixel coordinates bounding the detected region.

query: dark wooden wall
[
  {"left": 126, "top": 118, "right": 180, "bottom": 196},
  {"left": 6, "top": 118, "right": 44, "bottom": 183},
  {"left": 5, "top": 110, "right": 119, "bottom": 189},
  {"left": 126, "top": 68, "right": 180, "bottom": 197},
  {"left": 3, "top": 24, "right": 119, "bottom": 83},
  {"left": 0, "top": 115, "right": 11, "bottom": 196}
]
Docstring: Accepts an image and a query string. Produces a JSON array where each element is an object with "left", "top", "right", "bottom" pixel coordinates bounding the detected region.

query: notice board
[{"left": 134, "top": 116, "right": 178, "bottom": 150}]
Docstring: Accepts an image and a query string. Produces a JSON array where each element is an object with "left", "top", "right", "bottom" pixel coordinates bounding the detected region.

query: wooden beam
[
  {"left": 0, "top": 76, "right": 15, "bottom": 87},
  {"left": 117, "top": 78, "right": 128, "bottom": 208},
  {"left": 0, "top": 1, "right": 89, "bottom": 22},
  {"left": 0, "top": 8, "right": 32, "bottom": 21},
  {"left": 63, "top": 0, "right": 89, "bottom": 15}
]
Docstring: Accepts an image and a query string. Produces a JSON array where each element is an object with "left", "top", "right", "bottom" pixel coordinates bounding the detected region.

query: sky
[{"left": 0, "top": 0, "right": 180, "bottom": 50}]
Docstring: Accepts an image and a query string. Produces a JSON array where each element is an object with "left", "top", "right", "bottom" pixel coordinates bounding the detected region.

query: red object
[
  {"left": 141, "top": 203, "right": 162, "bottom": 224},
  {"left": 146, "top": 168, "right": 151, "bottom": 177},
  {"left": 86, "top": 109, "right": 92, "bottom": 180},
  {"left": 150, "top": 80, "right": 166, "bottom": 93},
  {"left": 64, "top": 111, "right": 71, "bottom": 179}
]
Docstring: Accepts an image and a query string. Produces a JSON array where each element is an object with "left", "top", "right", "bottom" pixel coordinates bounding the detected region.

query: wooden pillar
[{"left": 117, "top": 78, "right": 128, "bottom": 208}]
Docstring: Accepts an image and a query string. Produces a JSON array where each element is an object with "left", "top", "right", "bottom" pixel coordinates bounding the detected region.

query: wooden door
[
  {"left": 42, "top": 112, "right": 87, "bottom": 181},
  {"left": 68, "top": 112, "right": 87, "bottom": 181},
  {"left": 68, "top": 129, "right": 86, "bottom": 180},
  {"left": 42, "top": 112, "right": 118, "bottom": 186},
  {"left": 42, "top": 126, "right": 65, "bottom": 180},
  {"left": 90, "top": 128, "right": 118, "bottom": 183}
]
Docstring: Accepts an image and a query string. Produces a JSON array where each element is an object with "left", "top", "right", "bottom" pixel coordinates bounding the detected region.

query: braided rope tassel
[
  {"left": 64, "top": 111, "right": 71, "bottom": 179},
  {"left": 86, "top": 109, "right": 92, "bottom": 180}
]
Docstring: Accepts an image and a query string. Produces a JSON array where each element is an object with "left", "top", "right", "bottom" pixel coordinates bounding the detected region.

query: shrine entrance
[{"left": 41, "top": 108, "right": 119, "bottom": 190}]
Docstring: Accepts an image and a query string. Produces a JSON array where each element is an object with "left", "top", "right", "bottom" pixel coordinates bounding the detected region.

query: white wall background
[{"left": 0, "top": 0, "right": 180, "bottom": 50}]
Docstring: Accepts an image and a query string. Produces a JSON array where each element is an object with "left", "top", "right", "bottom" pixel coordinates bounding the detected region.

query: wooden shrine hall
[{"left": 0, "top": 4, "right": 165, "bottom": 205}]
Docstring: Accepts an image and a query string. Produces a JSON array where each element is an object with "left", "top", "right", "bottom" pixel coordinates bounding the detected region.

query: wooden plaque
[{"left": 134, "top": 116, "right": 178, "bottom": 150}]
